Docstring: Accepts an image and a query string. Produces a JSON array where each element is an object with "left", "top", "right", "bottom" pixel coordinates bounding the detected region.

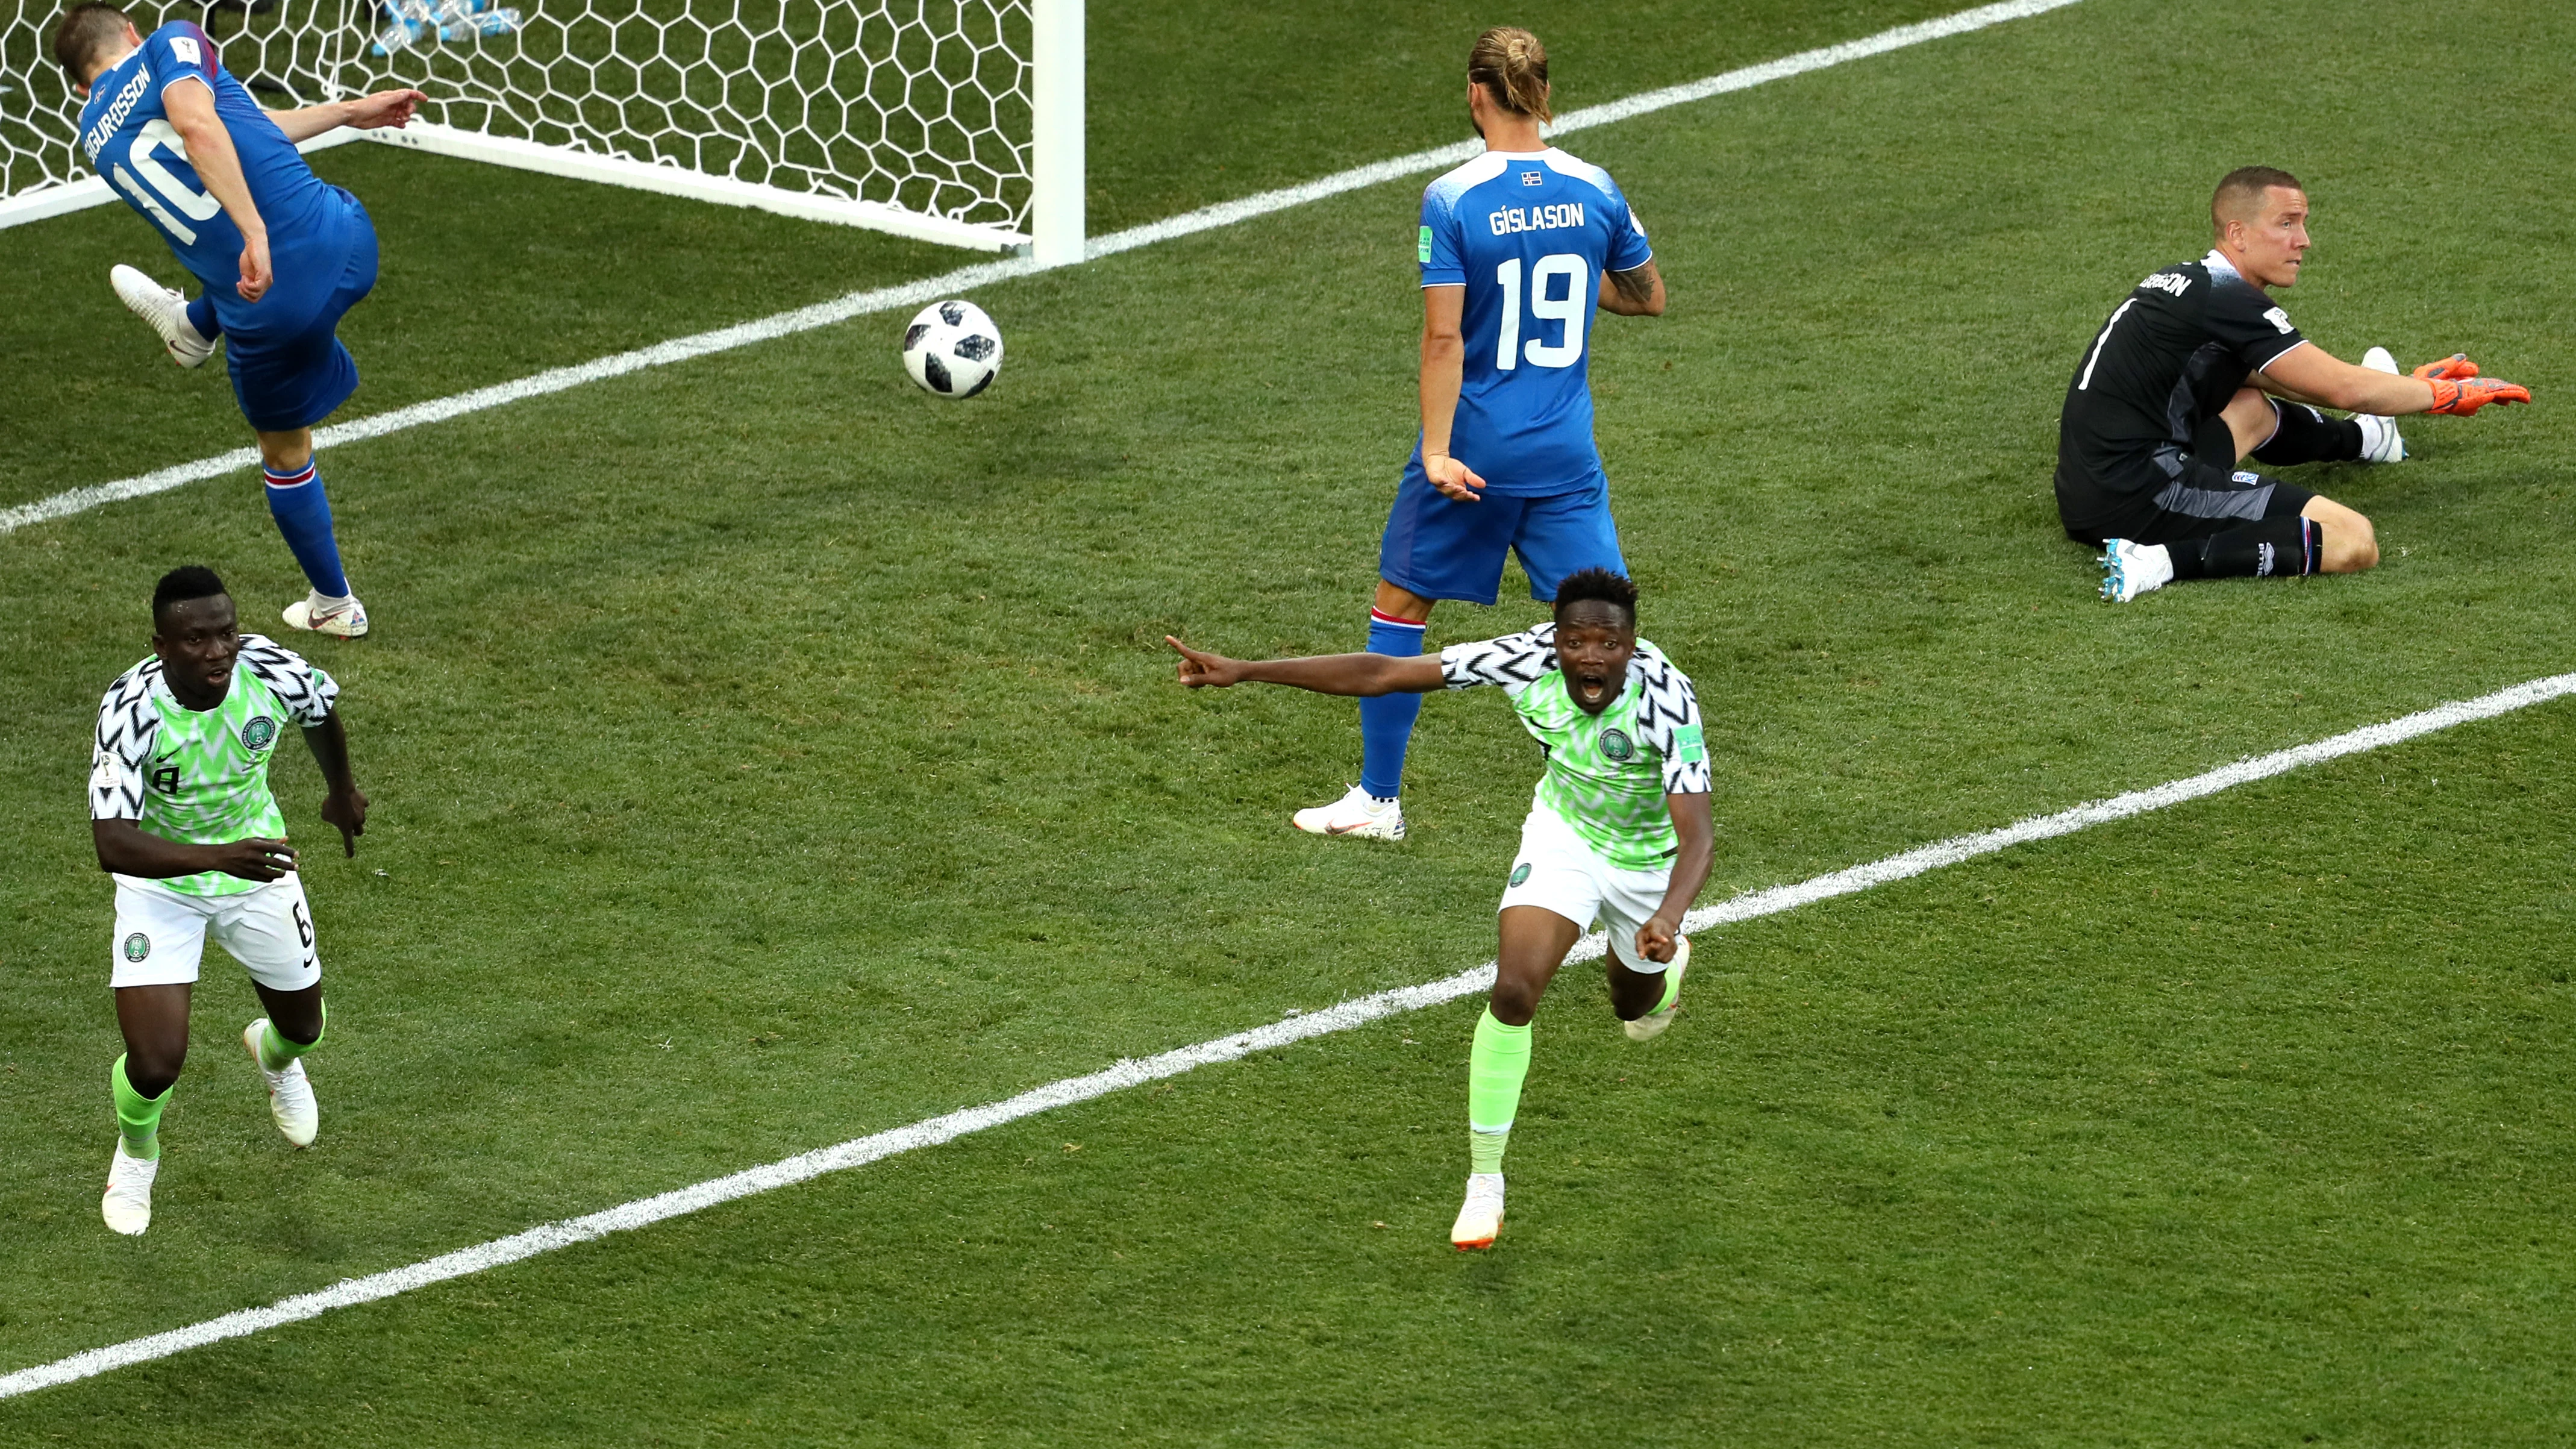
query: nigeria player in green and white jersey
[
  {"left": 89, "top": 565, "right": 368, "bottom": 1235},
  {"left": 1168, "top": 568, "right": 1713, "bottom": 1250}
]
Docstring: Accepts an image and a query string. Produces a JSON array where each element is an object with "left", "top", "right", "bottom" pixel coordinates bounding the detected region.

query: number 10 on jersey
[{"left": 1493, "top": 254, "right": 1589, "bottom": 371}]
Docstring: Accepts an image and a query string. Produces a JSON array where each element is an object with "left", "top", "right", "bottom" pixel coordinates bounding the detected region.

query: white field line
[
  {"left": 0, "top": 0, "right": 2087, "bottom": 538},
  {"left": 5, "top": 668, "right": 2572, "bottom": 1401}
]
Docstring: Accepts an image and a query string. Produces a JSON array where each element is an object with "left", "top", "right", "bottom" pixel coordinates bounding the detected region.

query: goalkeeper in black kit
[{"left": 2057, "top": 166, "right": 2531, "bottom": 602}]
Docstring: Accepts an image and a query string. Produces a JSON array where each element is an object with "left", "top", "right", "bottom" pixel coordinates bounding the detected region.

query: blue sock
[
  {"left": 1357, "top": 610, "right": 1427, "bottom": 801},
  {"left": 184, "top": 295, "right": 221, "bottom": 341},
  {"left": 263, "top": 460, "right": 351, "bottom": 598}
]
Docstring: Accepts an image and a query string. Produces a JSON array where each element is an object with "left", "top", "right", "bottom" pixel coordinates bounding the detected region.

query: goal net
[{"left": 0, "top": 0, "right": 1080, "bottom": 255}]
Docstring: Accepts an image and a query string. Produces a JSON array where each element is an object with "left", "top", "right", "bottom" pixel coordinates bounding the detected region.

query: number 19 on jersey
[{"left": 1493, "top": 254, "right": 1589, "bottom": 371}]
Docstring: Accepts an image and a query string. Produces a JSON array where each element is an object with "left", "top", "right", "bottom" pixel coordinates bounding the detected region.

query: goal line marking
[
  {"left": 0, "top": 0, "right": 2086, "bottom": 537},
  {"left": 3, "top": 666, "right": 2568, "bottom": 1401}
]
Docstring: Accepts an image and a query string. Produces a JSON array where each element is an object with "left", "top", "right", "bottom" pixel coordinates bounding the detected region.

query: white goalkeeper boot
[
  {"left": 2098, "top": 539, "right": 2175, "bottom": 603},
  {"left": 1292, "top": 784, "right": 1405, "bottom": 840},
  {"left": 111, "top": 264, "right": 215, "bottom": 369},
  {"left": 2356, "top": 347, "right": 2407, "bottom": 462}
]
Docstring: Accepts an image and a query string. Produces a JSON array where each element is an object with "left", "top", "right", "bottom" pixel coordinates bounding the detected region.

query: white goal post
[{"left": 0, "top": 0, "right": 1082, "bottom": 259}]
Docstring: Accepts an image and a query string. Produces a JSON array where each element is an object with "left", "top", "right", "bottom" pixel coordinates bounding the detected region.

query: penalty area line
[
  {"left": 2, "top": 666, "right": 2569, "bottom": 1400},
  {"left": 0, "top": 0, "right": 2089, "bottom": 537}
]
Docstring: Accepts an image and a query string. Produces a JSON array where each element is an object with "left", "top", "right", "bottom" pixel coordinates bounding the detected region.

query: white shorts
[
  {"left": 1497, "top": 805, "right": 1673, "bottom": 972},
  {"left": 111, "top": 874, "right": 322, "bottom": 992}
]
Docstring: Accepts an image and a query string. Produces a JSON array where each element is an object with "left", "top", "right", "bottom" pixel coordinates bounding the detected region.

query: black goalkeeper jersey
[{"left": 2057, "top": 249, "right": 2313, "bottom": 495}]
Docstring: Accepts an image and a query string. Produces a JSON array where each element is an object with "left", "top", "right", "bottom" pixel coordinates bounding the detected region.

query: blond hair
[{"left": 1467, "top": 26, "right": 1549, "bottom": 122}]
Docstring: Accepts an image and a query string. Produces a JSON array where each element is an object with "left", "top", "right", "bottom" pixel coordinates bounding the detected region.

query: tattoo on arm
[{"left": 1608, "top": 264, "right": 1657, "bottom": 307}]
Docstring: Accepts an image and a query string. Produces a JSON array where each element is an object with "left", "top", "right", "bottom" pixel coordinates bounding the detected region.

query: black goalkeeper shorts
[{"left": 2056, "top": 419, "right": 2315, "bottom": 548}]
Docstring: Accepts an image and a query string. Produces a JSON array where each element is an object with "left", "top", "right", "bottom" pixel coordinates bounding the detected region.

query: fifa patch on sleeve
[
  {"left": 1418, "top": 225, "right": 1432, "bottom": 264},
  {"left": 1671, "top": 724, "right": 1706, "bottom": 764},
  {"left": 90, "top": 750, "right": 119, "bottom": 791}
]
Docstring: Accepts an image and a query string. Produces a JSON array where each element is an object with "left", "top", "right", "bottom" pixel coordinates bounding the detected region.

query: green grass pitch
[{"left": 3, "top": 0, "right": 2574, "bottom": 1441}]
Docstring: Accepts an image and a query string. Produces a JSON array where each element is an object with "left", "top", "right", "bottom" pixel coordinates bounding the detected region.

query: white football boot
[
  {"left": 101, "top": 1145, "right": 158, "bottom": 1236},
  {"left": 281, "top": 590, "right": 369, "bottom": 640},
  {"left": 1624, "top": 935, "right": 1691, "bottom": 1042},
  {"left": 2098, "top": 539, "right": 2175, "bottom": 603},
  {"left": 2356, "top": 346, "right": 2406, "bottom": 462},
  {"left": 245, "top": 1018, "right": 319, "bottom": 1147},
  {"left": 1449, "top": 1173, "right": 1505, "bottom": 1250},
  {"left": 111, "top": 264, "right": 215, "bottom": 369},
  {"left": 1292, "top": 784, "right": 1405, "bottom": 840}
]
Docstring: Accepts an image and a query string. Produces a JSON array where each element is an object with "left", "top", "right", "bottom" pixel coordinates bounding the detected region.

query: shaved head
[{"left": 2212, "top": 166, "right": 2305, "bottom": 238}]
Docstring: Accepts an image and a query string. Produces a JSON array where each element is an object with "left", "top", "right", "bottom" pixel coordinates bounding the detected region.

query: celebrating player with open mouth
[
  {"left": 90, "top": 566, "right": 367, "bottom": 1235},
  {"left": 1293, "top": 26, "right": 1666, "bottom": 842},
  {"left": 1171, "top": 568, "right": 1712, "bottom": 1250},
  {"left": 2057, "top": 165, "right": 2531, "bottom": 602},
  {"left": 55, "top": 5, "right": 427, "bottom": 638}
]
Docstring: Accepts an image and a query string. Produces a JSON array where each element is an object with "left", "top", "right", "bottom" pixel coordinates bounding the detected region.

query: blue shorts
[
  {"left": 219, "top": 189, "right": 378, "bottom": 433},
  {"left": 1378, "top": 466, "right": 1627, "bottom": 605}
]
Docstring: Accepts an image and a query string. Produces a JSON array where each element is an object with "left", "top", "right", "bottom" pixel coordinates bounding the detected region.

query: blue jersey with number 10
[
  {"left": 78, "top": 22, "right": 336, "bottom": 307},
  {"left": 1416, "top": 147, "right": 1652, "bottom": 496}
]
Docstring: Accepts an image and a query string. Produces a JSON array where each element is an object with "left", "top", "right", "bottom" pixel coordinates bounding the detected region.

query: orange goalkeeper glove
[
  {"left": 2425, "top": 376, "right": 2531, "bottom": 416},
  {"left": 2412, "top": 354, "right": 2480, "bottom": 381}
]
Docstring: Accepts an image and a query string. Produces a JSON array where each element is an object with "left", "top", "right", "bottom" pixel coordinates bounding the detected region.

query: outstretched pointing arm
[
  {"left": 266, "top": 88, "right": 427, "bottom": 144},
  {"left": 1168, "top": 637, "right": 1446, "bottom": 696}
]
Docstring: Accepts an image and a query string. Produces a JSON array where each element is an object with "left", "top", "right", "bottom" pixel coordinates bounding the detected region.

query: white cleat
[
  {"left": 281, "top": 591, "right": 369, "bottom": 640},
  {"left": 2098, "top": 538, "right": 2175, "bottom": 603},
  {"left": 1624, "top": 935, "right": 1691, "bottom": 1042},
  {"left": 2357, "top": 346, "right": 2407, "bottom": 462},
  {"left": 245, "top": 1018, "right": 319, "bottom": 1147},
  {"left": 1450, "top": 1172, "right": 1505, "bottom": 1250},
  {"left": 111, "top": 263, "right": 215, "bottom": 369},
  {"left": 102, "top": 1145, "right": 158, "bottom": 1235},
  {"left": 1292, "top": 784, "right": 1405, "bottom": 840}
]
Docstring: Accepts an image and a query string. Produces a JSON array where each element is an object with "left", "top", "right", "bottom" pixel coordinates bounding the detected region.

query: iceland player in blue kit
[
  {"left": 55, "top": 5, "right": 424, "bottom": 639},
  {"left": 1295, "top": 27, "right": 1666, "bottom": 842}
]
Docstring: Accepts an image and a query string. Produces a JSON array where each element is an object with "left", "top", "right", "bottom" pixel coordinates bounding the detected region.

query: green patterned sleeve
[
  {"left": 1631, "top": 642, "right": 1711, "bottom": 795},
  {"left": 237, "top": 634, "right": 340, "bottom": 726}
]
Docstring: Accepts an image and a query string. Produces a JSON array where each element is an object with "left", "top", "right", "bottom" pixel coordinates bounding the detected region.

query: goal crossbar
[
  {"left": 0, "top": 0, "right": 1081, "bottom": 258},
  {"left": 359, "top": 123, "right": 1027, "bottom": 251}
]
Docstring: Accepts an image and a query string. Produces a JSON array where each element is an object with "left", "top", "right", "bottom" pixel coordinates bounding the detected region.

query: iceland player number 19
[{"left": 1493, "top": 254, "right": 1589, "bottom": 371}]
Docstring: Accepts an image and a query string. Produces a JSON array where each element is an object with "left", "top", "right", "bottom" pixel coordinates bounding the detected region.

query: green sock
[
  {"left": 1650, "top": 966, "right": 1683, "bottom": 1015},
  {"left": 258, "top": 1000, "right": 327, "bottom": 1072},
  {"left": 1467, "top": 1009, "right": 1532, "bottom": 1175},
  {"left": 111, "top": 1055, "right": 167, "bottom": 1161}
]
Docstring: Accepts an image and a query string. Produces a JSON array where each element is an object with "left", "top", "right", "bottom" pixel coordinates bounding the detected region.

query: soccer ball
[{"left": 901, "top": 299, "right": 1004, "bottom": 398}]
